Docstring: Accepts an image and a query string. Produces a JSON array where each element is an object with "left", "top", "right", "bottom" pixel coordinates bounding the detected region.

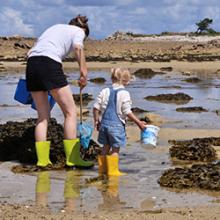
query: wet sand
[
  {"left": 2, "top": 60, "right": 220, "bottom": 73},
  {"left": 1, "top": 203, "right": 220, "bottom": 220}
]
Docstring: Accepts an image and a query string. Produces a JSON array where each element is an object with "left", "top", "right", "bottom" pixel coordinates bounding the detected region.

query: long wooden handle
[{"left": 80, "top": 88, "right": 83, "bottom": 124}]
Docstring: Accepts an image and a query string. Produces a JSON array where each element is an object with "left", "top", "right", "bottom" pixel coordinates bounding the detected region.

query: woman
[{"left": 26, "top": 15, "right": 93, "bottom": 168}]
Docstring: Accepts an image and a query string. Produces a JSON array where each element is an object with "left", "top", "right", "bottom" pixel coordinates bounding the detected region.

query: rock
[
  {"left": 0, "top": 118, "right": 101, "bottom": 172},
  {"left": 176, "top": 106, "right": 208, "bottom": 112},
  {"left": 216, "top": 109, "right": 220, "bottom": 116},
  {"left": 145, "top": 93, "right": 193, "bottom": 105},
  {"left": 183, "top": 77, "right": 202, "bottom": 83},
  {"left": 160, "top": 66, "right": 173, "bottom": 71},
  {"left": 14, "top": 42, "right": 31, "bottom": 49},
  {"left": 0, "top": 66, "right": 6, "bottom": 72},
  {"left": 182, "top": 71, "right": 191, "bottom": 76},
  {"left": 169, "top": 137, "right": 220, "bottom": 147},
  {"left": 168, "top": 137, "right": 220, "bottom": 162},
  {"left": 73, "top": 93, "right": 93, "bottom": 105},
  {"left": 133, "top": 68, "right": 165, "bottom": 79},
  {"left": 89, "top": 77, "right": 106, "bottom": 84},
  {"left": 158, "top": 163, "right": 220, "bottom": 190},
  {"left": 131, "top": 107, "right": 149, "bottom": 113}
]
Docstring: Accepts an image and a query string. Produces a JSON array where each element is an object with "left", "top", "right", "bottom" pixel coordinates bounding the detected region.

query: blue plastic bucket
[
  {"left": 31, "top": 94, "right": 56, "bottom": 110},
  {"left": 141, "top": 125, "right": 160, "bottom": 146},
  {"left": 14, "top": 79, "right": 56, "bottom": 110},
  {"left": 14, "top": 79, "right": 32, "bottom": 104}
]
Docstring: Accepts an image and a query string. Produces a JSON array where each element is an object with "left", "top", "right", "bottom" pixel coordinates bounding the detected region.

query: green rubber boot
[
  {"left": 63, "top": 139, "right": 94, "bottom": 168},
  {"left": 35, "top": 141, "right": 52, "bottom": 167}
]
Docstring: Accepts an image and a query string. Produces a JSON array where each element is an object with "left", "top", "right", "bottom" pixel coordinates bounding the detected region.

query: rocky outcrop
[
  {"left": 159, "top": 163, "right": 220, "bottom": 190},
  {"left": 0, "top": 118, "right": 101, "bottom": 172},
  {"left": 145, "top": 93, "right": 193, "bottom": 105},
  {"left": 1, "top": 34, "right": 220, "bottom": 63}
]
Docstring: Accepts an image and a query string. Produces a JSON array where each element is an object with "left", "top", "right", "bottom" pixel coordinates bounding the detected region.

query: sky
[{"left": 0, "top": 0, "right": 220, "bottom": 39}]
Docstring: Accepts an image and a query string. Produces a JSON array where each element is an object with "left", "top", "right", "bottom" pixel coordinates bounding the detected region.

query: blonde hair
[{"left": 111, "top": 68, "right": 134, "bottom": 85}]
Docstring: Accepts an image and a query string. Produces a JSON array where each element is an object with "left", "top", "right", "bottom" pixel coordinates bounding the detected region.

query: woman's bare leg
[
  {"left": 50, "top": 85, "right": 77, "bottom": 139},
  {"left": 31, "top": 91, "right": 50, "bottom": 141}
]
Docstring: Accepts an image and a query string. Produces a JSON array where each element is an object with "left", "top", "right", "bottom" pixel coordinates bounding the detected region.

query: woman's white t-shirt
[{"left": 28, "top": 24, "right": 85, "bottom": 63}]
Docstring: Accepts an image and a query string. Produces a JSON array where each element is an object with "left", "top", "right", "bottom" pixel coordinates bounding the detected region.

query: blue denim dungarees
[{"left": 98, "top": 88, "right": 126, "bottom": 147}]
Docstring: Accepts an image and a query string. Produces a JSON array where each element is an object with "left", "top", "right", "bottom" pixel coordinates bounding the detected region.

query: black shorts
[{"left": 26, "top": 56, "right": 68, "bottom": 91}]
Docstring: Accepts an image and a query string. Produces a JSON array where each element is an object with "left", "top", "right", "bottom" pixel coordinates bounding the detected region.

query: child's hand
[
  {"left": 139, "top": 121, "right": 147, "bottom": 131},
  {"left": 94, "top": 120, "right": 100, "bottom": 131}
]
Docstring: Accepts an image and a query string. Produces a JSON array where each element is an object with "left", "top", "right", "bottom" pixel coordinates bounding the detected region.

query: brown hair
[
  {"left": 69, "top": 15, "right": 89, "bottom": 38},
  {"left": 111, "top": 68, "right": 134, "bottom": 85}
]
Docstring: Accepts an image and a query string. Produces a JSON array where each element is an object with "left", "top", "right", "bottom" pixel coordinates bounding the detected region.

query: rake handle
[{"left": 80, "top": 88, "right": 83, "bottom": 125}]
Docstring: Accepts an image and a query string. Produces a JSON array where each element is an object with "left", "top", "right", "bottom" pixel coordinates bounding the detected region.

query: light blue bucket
[{"left": 141, "top": 125, "right": 160, "bottom": 146}]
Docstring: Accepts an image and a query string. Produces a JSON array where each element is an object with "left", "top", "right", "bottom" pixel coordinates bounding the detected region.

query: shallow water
[
  {"left": 1, "top": 70, "right": 220, "bottom": 128},
  {"left": 1, "top": 70, "right": 220, "bottom": 213}
]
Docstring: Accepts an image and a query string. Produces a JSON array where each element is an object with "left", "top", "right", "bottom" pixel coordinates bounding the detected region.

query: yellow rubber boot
[
  {"left": 36, "top": 171, "right": 51, "bottom": 193},
  {"left": 63, "top": 139, "right": 94, "bottom": 167},
  {"left": 106, "top": 155, "right": 125, "bottom": 176},
  {"left": 35, "top": 141, "right": 52, "bottom": 167},
  {"left": 98, "top": 155, "right": 107, "bottom": 175}
]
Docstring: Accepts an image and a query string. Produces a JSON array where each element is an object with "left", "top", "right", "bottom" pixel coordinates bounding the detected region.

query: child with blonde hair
[{"left": 93, "top": 68, "right": 146, "bottom": 176}]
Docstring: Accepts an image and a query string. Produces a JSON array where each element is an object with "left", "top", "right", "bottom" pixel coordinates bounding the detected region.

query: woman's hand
[{"left": 78, "top": 75, "right": 87, "bottom": 89}]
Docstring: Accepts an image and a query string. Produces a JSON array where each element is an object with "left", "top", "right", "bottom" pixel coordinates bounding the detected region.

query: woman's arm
[{"left": 74, "top": 45, "right": 88, "bottom": 89}]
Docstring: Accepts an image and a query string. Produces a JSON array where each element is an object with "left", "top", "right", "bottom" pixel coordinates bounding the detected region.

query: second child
[{"left": 93, "top": 68, "right": 146, "bottom": 176}]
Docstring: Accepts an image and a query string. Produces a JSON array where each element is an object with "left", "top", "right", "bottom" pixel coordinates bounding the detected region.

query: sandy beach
[{"left": 1, "top": 34, "right": 220, "bottom": 219}]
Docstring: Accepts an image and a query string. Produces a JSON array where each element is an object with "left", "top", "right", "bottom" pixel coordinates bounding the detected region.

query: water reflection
[
  {"left": 35, "top": 170, "right": 82, "bottom": 212},
  {"left": 1, "top": 70, "right": 220, "bottom": 128},
  {"left": 35, "top": 171, "right": 51, "bottom": 208},
  {"left": 63, "top": 171, "right": 81, "bottom": 213}
]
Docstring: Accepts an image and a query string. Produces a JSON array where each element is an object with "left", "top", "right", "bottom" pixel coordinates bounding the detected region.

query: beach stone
[
  {"left": 183, "top": 77, "right": 202, "bottom": 83},
  {"left": 145, "top": 93, "right": 193, "bottom": 104},
  {"left": 160, "top": 66, "right": 173, "bottom": 71},
  {"left": 0, "top": 66, "right": 6, "bottom": 72},
  {"left": 89, "top": 77, "right": 106, "bottom": 84},
  {"left": 131, "top": 107, "right": 149, "bottom": 113},
  {"left": 158, "top": 162, "right": 220, "bottom": 190},
  {"left": 133, "top": 68, "right": 165, "bottom": 79},
  {"left": 73, "top": 93, "right": 93, "bottom": 105},
  {"left": 215, "top": 109, "right": 220, "bottom": 116},
  {"left": 0, "top": 118, "right": 101, "bottom": 172},
  {"left": 176, "top": 106, "right": 208, "bottom": 113},
  {"left": 14, "top": 42, "right": 31, "bottom": 49}
]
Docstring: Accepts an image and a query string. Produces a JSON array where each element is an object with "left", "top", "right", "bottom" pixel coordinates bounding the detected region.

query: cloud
[
  {"left": 0, "top": 7, "right": 34, "bottom": 36},
  {"left": 0, "top": 0, "right": 220, "bottom": 38}
]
